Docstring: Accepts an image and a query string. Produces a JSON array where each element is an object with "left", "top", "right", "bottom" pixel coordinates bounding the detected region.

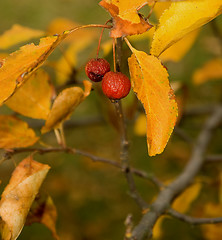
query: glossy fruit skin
[
  {"left": 85, "top": 58, "right": 110, "bottom": 82},
  {"left": 102, "top": 71, "right": 131, "bottom": 100}
]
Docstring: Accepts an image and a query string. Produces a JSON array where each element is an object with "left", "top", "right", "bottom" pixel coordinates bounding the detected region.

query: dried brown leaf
[{"left": 0, "top": 156, "right": 50, "bottom": 240}]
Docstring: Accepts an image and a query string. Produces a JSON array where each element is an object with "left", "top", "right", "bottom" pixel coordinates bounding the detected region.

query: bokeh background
[{"left": 0, "top": 1, "right": 222, "bottom": 240}]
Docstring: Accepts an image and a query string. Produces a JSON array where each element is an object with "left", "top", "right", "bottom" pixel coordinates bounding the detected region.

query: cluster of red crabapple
[{"left": 85, "top": 58, "right": 131, "bottom": 100}]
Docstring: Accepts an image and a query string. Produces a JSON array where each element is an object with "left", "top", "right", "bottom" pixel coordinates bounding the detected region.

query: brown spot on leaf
[{"left": 168, "top": 88, "right": 176, "bottom": 101}]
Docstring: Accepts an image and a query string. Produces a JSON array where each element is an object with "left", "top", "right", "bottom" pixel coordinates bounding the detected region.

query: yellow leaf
[
  {"left": 26, "top": 194, "right": 59, "bottom": 240},
  {"left": 152, "top": 215, "right": 167, "bottom": 240},
  {"left": 99, "top": 0, "right": 152, "bottom": 38},
  {"left": 134, "top": 113, "right": 146, "bottom": 136},
  {"left": 159, "top": 29, "right": 200, "bottom": 62},
  {"left": 5, "top": 69, "right": 53, "bottom": 119},
  {"left": 0, "top": 34, "right": 68, "bottom": 105},
  {"left": 0, "top": 115, "right": 39, "bottom": 149},
  {"left": 127, "top": 45, "right": 178, "bottom": 156},
  {"left": 0, "top": 24, "right": 44, "bottom": 50},
  {"left": 0, "top": 156, "right": 50, "bottom": 240},
  {"left": 193, "top": 58, "right": 222, "bottom": 85},
  {"left": 41, "top": 80, "right": 92, "bottom": 133},
  {"left": 172, "top": 182, "right": 202, "bottom": 213},
  {"left": 153, "top": 2, "right": 171, "bottom": 19},
  {"left": 151, "top": 0, "right": 222, "bottom": 57}
]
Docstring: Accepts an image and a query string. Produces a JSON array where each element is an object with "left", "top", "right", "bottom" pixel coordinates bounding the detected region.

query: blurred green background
[{"left": 0, "top": 1, "right": 222, "bottom": 240}]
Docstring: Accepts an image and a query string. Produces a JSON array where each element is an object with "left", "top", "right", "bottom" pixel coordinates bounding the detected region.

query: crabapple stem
[
  {"left": 69, "top": 24, "right": 112, "bottom": 35},
  {"left": 96, "top": 19, "right": 112, "bottom": 58},
  {"left": 124, "top": 37, "right": 134, "bottom": 53}
]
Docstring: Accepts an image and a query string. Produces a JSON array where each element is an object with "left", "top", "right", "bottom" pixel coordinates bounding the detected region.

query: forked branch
[{"left": 130, "top": 106, "right": 222, "bottom": 240}]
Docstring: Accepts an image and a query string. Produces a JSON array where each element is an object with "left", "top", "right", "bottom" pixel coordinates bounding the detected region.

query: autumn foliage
[{"left": 0, "top": 0, "right": 222, "bottom": 240}]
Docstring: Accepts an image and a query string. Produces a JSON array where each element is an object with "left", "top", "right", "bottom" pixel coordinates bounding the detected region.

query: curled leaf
[
  {"left": 0, "top": 156, "right": 50, "bottom": 240},
  {"left": 151, "top": 0, "right": 222, "bottom": 57},
  {"left": 0, "top": 115, "right": 39, "bottom": 149},
  {"left": 41, "top": 81, "right": 92, "bottom": 133},
  {"left": 99, "top": 0, "right": 152, "bottom": 38},
  {"left": 5, "top": 69, "right": 54, "bottom": 119},
  {"left": 0, "top": 24, "right": 44, "bottom": 50},
  {"left": 127, "top": 45, "right": 178, "bottom": 156}
]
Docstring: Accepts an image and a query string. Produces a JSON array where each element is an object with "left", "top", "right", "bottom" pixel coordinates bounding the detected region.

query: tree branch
[
  {"left": 130, "top": 106, "right": 222, "bottom": 240},
  {"left": 113, "top": 38, "right": 148, "bottom": 211},
  {"left": 168, "top": 208, "right": 222, "bottom": 225},
  {"left": 2, "top": 146, "right": 161, "bottom": 189},
  {"left": 205, "top": 154, "right": 222, "bottom": 162}
]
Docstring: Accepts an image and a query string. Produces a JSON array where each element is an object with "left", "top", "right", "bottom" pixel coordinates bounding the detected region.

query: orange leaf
[
  {"left": 5, "top": 69, "right": 54, "bottom": 119},
  {"left": 193, "top": 58, "right": 222, "bottom": 85},
  {"left": 0, "top": 33, "right": 68, "bottom": 105},
  {"left": 127, "top": 44, "right": 178, "bottom": 156},
  {"left": 41, "top": 81, "right": 92, "bottom": 133},
  {"left": 0, "top": 24, "right": 44, "bottom": 50},
  {"left": 0, "top": 156, "right": 50, "bottom": 240},
  {"left": 0, "top": 115, "right": 39, "bottom": 149},
  {"left": 26, "top": 194, "right": 59, "bottom": 240},
  {"left": 99, "top": 0, "right": 152, "bottom": 38}
]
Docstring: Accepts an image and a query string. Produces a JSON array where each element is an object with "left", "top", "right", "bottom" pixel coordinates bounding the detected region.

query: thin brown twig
[
  {"left": 184, "top": 104, "right": 219, "bottom": 117},
  {"left": 2, "top": 146, "right": 162, "bottom": 189},
  {"left": 168, "top": 208, "right": 222, "bottom": 225},
  {"left": 96, "top": 19, "right": 112, "bottom": 58},
  {"left": 68, "top": 24, "right": 112, "bottom": 35},
  {"left": 205, "top": 154, "right": 222, "bottom": 162}
]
